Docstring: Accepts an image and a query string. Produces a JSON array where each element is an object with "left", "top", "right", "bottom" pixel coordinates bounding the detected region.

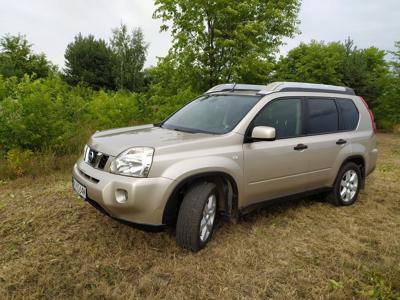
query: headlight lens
[{"left": 110, "top": 147, "right": 154, "bottom": 177}]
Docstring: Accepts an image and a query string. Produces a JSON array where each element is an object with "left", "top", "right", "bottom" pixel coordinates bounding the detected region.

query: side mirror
[{"left": 251, "top": 126, "right": 276, "bottom": 141}]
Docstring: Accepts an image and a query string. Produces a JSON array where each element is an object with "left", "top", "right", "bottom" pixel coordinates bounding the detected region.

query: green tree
[
  {"left": 64, "top": 33, "right": 115, "bottom": 90},
  {"left": 341, "top": 38, "right": 388, "bottom": 106},
  {"left": 110, "top": 24, "right": 148, "bottom": 91},
  {"left": 275, "top": 41, "right": 345, "bottom": 85},
  {"left": 153, "top": 0, "right": 300, "bottom": 89},
  {"left": 275, "top": 39, "right": 389, "bottom": 105},
  {"left": 389, "top": 41, "right": 400, "bottom": 77},
  {"left": 375, "top": 41, "right": 400, "bottom": 129},
  {"left": 0, "top": 34, "right": 52, "bottom": 79}
]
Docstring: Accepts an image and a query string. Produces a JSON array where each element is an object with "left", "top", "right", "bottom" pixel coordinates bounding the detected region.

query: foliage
[
  {"left": 375, "top": 41, "right": 400, "bottom": 130},
  {"left": 275, "top": 41, "right": 345, "bottom": 85},
  {"left": 341, "top": 39, "right": 388, "bottom": 107},
  {"left": 110, "top": 24, "right": 148, "bottom": 91},
  {"left": 86, "top": 90, "right": 139, "bottom": 129},
  {"left": 274, "top": 39, "right": 389, "bottom": 106},
  {"left": 141, "top": 56, "right": 201, "bottom": 121},
  {"left": 5, "top": 148, "right": 34, "bottom": 177},
  {"left": 389, "top": 41, "right": 400, "bottom": 77},
  {"left": 0, "top": 75, "right": 141, "bottom": 156},
  {"left": 0, "top": 34, "right": 53, "bottom": 79},
  {"left": 154, "top": 0, "right": 301, "bottom": 90},
  {"left": 64, "top": 34, "right": 116, "bottom": 90},
  {"left": 1, "top": 24, "right": 400, "bottom": 179}
]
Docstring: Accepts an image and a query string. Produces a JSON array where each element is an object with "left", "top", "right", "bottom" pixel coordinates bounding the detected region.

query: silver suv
[{"left": 72, "top": 82, "right": 378, "bottom": 251}]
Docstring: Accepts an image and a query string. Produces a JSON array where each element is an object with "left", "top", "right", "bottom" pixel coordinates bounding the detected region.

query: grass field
[{"left": 1, "top": 134, "right": 399, "bottom": 299}]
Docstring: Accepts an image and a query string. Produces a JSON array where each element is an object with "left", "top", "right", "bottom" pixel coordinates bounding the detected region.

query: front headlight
[{"left": 110, "top": 147, "right": 154, "bottom": 177}]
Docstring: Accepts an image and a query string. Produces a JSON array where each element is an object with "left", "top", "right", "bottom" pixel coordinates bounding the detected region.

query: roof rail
[
  {"left": 205, "top": 83, "right": 269, "bottom": 94},
  {"left": 205, "top": 82, "right": 356, "bottom": 96},
  {"left": 258, "top": 82, "right": 355, "bottom": 96}
]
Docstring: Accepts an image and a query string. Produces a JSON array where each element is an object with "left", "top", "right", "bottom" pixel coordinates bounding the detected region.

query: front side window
[
  {"left": 306, "top": 99, "right": 338, "bottom": 134},
  {"left": 162, "top": 94, "right": 261, "bottom": 134},
  {"left": 251, "top": 98, "right": 302, "bottom": 139}
]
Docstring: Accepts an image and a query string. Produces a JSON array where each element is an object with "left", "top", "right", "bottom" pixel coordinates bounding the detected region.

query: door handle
[
  {"left": 294, "top": 144, "right": 308, "bottom": 151},
  {"left": 336, "top": 139, "right": 347, "bottom": 145}
]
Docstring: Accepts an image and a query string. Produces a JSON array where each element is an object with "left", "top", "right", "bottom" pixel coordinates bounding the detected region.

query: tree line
[{"left": 0, "top": 0, "right": 399, "bottom": 176}]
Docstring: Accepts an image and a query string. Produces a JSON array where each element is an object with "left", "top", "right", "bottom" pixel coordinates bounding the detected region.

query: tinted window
[
  {"left": 252, "top": 99, "right": 302, "bottom": 139},
  {"left": 336, "top": 99, "right": 359, "bottom": 131},
  {"left": 306, "top": 99, "right": 338, "bottom": 134},
  {"left": 162, "top": 95, "right": 261, "bottom": 134}
]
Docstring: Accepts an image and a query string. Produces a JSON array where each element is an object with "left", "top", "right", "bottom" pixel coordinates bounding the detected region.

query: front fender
[
  {"left": 158, "top": 155, "right": 244, "bottom": 209},
  {"left": 161, "top": 156, "right": 242, "bottom": 187}
]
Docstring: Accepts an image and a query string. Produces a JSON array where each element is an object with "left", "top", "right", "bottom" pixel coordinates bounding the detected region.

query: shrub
[
  {"left": 87, "top": 90, "right": 139, "bottom": 129},
  {"left": 5, "top": 148, "right": 34, "bottom": 177},
  {"left": 0, "top": 76, "right": 143, "bottom": 159}
]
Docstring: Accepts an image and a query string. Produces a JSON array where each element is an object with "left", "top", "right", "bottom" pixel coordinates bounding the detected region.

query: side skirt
[{"left": 238, "top": 187, "right": 332, "bottom": 217}]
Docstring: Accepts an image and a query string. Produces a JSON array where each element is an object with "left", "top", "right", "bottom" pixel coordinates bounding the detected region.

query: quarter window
[
  {"left": 252, "top": 99, "right": 302, "bottom": 139},
  {"left": 306, "top": 99, "right": 338, "bottom": 134},
  {"left": 336, "top": 99, "right": 359, "bottom": 131}
]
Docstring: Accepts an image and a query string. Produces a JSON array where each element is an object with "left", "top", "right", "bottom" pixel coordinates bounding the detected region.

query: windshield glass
[{"left": 162, "top": 94, "right": 261, "bottom": 134}]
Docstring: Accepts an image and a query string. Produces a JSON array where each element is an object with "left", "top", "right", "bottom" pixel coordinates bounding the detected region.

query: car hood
[{"left": 88, "top": 124, "right": 213, "bottom": 156}]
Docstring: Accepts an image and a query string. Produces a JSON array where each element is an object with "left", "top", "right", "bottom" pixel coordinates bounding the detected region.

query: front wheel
[
  {"left": 326, "top": 162, "right": 361, "bottom": 206},
  {"left": 176, "top": 182, "right": 218, "bottom": 252}
]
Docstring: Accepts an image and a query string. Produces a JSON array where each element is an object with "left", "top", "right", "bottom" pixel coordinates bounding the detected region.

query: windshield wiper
[
  {"left": 163, "top": 124, "right": 216, "bottom": 134},
  {"left": 172, "top": 128, "right": 189, "bottom": 133},
  {"left": 174, "top": 127, "right": 216, "bottom": 134}
]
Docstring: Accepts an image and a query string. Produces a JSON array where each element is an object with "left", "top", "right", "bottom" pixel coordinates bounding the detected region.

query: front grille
[
  {"left": 98, "top": 155, "right": 109, "bottom": 169},
  {"left": 84, "top": 146, "right": 109, "bottom": 170}
]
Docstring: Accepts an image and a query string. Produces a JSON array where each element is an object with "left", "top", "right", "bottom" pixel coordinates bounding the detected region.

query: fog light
[{"left": 115, "top": 189, "right": 128, "bottom": 204}]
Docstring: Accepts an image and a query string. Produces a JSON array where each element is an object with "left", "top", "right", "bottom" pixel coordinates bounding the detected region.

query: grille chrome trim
[
  {"left": 78, "top": 168, "right": 100, "bottom": 184},
  {"left": 83, "top": 146, "right": 109, "bottom": 170}
]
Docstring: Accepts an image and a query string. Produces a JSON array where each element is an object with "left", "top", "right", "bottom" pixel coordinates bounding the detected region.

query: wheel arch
[
  {"left": 162, "top": 171, "right": 239, "bottom": 225},
  {"left": 340, "top": 155, "right": 366, "bottom": 188}
]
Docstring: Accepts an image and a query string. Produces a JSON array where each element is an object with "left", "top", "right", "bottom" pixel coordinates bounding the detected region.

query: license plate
[{"left": 72, "top": 177, "right": 87, "bottom": 200}]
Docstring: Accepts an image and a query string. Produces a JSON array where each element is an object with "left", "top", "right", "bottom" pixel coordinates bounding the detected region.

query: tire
[
  {"left": 176, "top": 181, "right": 218, "bottom": 252},
  {"left": 326, "top": 162, "right": 362, "bottom": 206}
]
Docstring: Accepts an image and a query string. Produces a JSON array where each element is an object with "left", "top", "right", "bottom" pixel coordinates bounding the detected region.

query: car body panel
[
  {"left": 73, "top": 158, "right": 175, "bottom": 225},
  {"left": 243, "top": 137, "right": 310, "bottom": 205},
  {"left": 89, "top": 124, "right": 213, "bottom": 157}
]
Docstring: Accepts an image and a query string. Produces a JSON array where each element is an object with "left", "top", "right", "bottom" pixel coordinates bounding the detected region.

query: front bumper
[{"left": 72, "top": 158, "right": 174, "bottom": 225}]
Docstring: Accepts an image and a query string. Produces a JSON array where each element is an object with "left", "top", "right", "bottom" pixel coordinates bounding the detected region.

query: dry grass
[{"left": 1, "top": 134, "right": 399, "bottom": 299}]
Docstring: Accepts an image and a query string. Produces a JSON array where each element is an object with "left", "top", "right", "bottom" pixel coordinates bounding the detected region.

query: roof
[{"left": 205, "top": 82, "right": 356, "bottom": 96}]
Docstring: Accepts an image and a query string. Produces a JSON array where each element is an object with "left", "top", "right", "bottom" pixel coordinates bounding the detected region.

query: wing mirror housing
[{"left": 251, "top": 126, "right": 276, "bottom": 141}]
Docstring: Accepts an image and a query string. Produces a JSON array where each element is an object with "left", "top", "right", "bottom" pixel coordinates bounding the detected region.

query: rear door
[{"left": 302, "top": 97, "right": 355, "bottom": 189}]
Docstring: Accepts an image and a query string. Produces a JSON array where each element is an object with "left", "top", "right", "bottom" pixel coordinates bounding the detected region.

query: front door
[{"left": 243, "top": 98, "right": 310, "bottom": 206}]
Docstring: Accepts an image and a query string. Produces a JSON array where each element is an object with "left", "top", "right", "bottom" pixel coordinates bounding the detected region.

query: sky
[{"left": 0, "top": 0, "right": 399, "bottom": 69}]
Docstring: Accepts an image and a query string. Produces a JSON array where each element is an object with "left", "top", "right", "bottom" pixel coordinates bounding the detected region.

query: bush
[
  {"left": 0, "top": 75, "right": 143, "bottom": 159},
  {"left": 87, "top": 90, "right": 139, "bottom": 129},
  {"left": 5, "top": 149, "right": 34, "bottom": 177},
  {"left": 374, "top": 77, "right": 400, "bottom": 131}
]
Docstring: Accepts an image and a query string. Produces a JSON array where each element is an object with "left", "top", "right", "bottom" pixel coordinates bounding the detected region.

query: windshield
[{"left": 161, "top": 94, "right": 261, "bottom": 134}]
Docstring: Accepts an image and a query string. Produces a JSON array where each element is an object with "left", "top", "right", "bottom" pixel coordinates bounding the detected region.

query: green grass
[{"left": 0, "top": 134, "right": 399, "bottom": 299}]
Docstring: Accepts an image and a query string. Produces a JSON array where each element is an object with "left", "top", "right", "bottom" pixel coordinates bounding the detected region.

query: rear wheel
[
  {"left": 327, "top": 162, "right": 361, "bottom": 206},
  {"left": 176, "top": 182, "right": 218, "bottom": 252}
]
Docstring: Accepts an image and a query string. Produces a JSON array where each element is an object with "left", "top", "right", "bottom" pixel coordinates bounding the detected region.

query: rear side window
[
  {"left": 306, "top": 99, "right": 338, "bottom": 134},
  {"left": 336, "top": 99, "right": 359, "bottom": 131},
  {"left": 252, "top": 98, "right": 302, "bottom": 139}
]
